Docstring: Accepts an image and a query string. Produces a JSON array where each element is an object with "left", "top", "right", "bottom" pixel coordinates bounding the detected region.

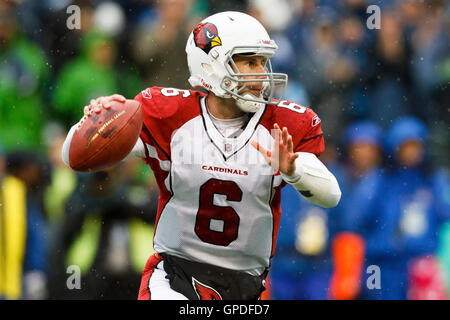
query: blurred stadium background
[{"left": 0, "top": 0, "right": 448, "bottom": 300}]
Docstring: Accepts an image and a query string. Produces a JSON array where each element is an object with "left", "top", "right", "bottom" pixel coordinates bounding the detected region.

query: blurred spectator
[
  {"left": 0, "top": 151, "right": 50, "bottom": 299},
  {"left": 405, "top": 1, "right": 450, "bottom": 170},
  {"left": 407, "top": 1, "right": 448, "bottom": 104},
  {"left": 52, "top": 30, "right": 142, "bottom": 125},
  {"left": 408, "top": 255, "right": 447, "bottom": 300},
  {"left": 336, "top": 121, "right": 384, "bottom": 233},
  {"left": 131, "top": 0, "right": 202, "bottom": 89},
  {"left": 0, "top": 147, "right": 28, "bottom": 300},
  {"left": 0, "top": 0, "right": 50, "bottom": 151},
  {"left": 360, "top": 116, "right": 449, "bottom": 299},
  {"left": 365, "top": 10, "right": 413, "bottom": 127},
  {"left": 294, "top": 7, "right": 340, "bottom": 99},
  {"left": 36, "top": 0, "right": 97, "bottom": 74},
  {"left": 286, "top": 4, "right": 363, "bottom": 137},
  {"left": 49, "top": 163, "right": 158, "bottom": 299},
  {"left": 41, "top": 123, "right": 78, "bottom": 226},
  {"left": 329, "top": 121, "right": 384, "bottom": 300}
]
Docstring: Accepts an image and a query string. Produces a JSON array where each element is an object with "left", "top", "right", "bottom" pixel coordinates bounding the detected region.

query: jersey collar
[{"left": 199, "top": 96, "right": 266, "bottom": 161}]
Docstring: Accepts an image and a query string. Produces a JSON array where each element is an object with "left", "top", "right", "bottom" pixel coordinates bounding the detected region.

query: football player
[{"left": 62, "top": 11, "right": 341, "bottom": 300}]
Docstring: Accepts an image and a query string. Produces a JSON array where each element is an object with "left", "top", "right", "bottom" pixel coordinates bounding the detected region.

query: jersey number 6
[
  {"left": 160, "top": 88, "right": 191, "bottom": 97},
  {"left": 278, "top": 100, "right": 306, "bottom": 113},
  {"left": 195, "top": 179, "right": 242, "bottom": 246}
]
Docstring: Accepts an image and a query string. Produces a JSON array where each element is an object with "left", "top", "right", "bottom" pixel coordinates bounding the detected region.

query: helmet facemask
[{"left": 221, "top": 46, "right": 288, "bottom": 113}]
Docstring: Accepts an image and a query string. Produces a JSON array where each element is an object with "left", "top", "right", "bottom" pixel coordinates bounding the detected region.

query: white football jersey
[{"left": 135, "top": 87, "right": 324, "bottom": 275}]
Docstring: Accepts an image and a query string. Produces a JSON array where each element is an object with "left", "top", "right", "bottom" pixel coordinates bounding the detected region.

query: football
[{"left": 68, "top": 99, "right": 143, "bottom": 172}]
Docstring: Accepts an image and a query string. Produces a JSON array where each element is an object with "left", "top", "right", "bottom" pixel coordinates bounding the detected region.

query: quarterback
[{"left": 62, "top": 11, "right": 341, "bottom": 300}]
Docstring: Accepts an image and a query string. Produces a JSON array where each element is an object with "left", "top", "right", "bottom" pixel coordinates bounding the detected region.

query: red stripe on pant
[{"left": 138, "top": 253, "right": 163, "bottom": 300}]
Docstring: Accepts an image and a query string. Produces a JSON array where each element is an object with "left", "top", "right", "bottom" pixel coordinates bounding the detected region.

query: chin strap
[{"left": 234, "top": 93, "right": 265, "bottom": 113}]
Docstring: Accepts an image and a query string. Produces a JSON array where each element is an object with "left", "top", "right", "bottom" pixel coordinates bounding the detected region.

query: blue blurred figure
[
  {"left": 337, "top": 121, "right": 384, "bottom": 234},
  {"left": 361, "top": 116, "right": 449, "bottom": 299},
  {"left": 328, "top": 121, "right": 384, "bottom": 300}
]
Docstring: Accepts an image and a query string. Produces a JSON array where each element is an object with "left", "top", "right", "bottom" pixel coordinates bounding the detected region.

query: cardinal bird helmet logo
[
  {"left": 193, "top": 22, "right": 222, "bottom": 54},
  {"left": 192, "top": 277, "right": 223, "bottom": 300}
]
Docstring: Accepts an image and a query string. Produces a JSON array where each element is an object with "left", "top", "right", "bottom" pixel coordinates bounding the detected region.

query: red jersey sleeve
[
  {"left": 294, "top": 111, "right": 324, "bottom": 156},
  {"left": 133, "top": 87, "right": 204, "bottom": 162},
  {"left": 270, "top": 100, "right": 324, "bottom": 157}
]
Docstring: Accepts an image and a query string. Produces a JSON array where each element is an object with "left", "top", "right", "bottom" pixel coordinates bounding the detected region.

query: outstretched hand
[
  {"left": 83, "top": 94, "right": 126, "bottom": 117},
  {"left": 251, "top": 123, "right": 299, "bottom": 176}
]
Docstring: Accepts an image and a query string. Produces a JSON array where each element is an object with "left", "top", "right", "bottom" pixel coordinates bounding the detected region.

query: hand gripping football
[{"left": 69, "top": 99, "right": 143, "bottom": 172}]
